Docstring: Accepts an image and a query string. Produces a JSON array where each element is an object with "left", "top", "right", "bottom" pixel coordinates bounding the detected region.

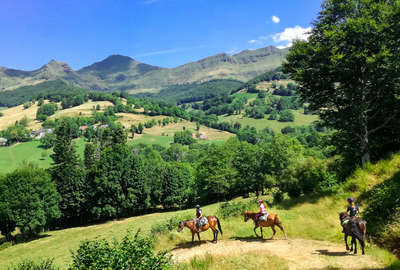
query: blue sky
[{"left": 0, "top": 0, "right": 322, "bottom": 70}]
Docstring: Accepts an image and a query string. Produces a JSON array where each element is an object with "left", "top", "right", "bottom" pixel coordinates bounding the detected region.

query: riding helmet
[
  {"left": 258, "top": 199, "right": 263, "bottom": 203},
  {"left": 347, "top": 197, "right": 354, "bottom": 203},
  {"left": 195, "top": 204, "right": 200, "bottom": 209}
]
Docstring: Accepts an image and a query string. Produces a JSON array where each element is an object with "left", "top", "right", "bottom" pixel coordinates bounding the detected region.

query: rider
[
  {"left": 346, "top": 197, "right": 359, "bottom": 218},
  {"left": 194, "top": 204, "right": 203, "bottom": 232},
  {"left": 342, "top": 197, "right": 359, "bottom": 232},
  {"left": 255, "top": 199, "right": 267, "bottom": 224}
]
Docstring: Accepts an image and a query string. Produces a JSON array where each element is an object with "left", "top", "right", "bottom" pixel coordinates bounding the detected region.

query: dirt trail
[{"left": 171, "top": 238, "right": 384, "bottom": 269}]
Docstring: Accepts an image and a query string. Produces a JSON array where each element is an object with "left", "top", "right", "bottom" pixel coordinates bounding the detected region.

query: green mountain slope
[{"left": 0, "top": 46, "right": 288, "bottom": 94}]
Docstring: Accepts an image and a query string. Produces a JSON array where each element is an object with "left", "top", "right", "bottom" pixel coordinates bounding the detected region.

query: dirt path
[{"left": 171, "top": 238, "right": 384, "bottom": 269}]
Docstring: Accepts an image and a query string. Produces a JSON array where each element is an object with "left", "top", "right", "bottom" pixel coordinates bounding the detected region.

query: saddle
[
  {"left": 258, "top": 214, "right": 268, "bottom": 221},
  {"left": 200, "top": 217, "right": 208, "bottom": 226}
]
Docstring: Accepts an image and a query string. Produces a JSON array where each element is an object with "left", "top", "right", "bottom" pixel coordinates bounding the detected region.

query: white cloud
[
  {"left": 271, "top": 15, "right": 280, "bottom": 24},
  {"left": 248, "top": 40, "right": 257, "bottom": 44},
  {"left": 272, "top": 25, "right": 311, "bottom": 44}
]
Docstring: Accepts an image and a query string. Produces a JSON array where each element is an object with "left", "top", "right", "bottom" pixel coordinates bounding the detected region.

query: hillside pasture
[
  {"left": 0, "top": 100, "right": 113, "bottom": 131},
  {"left": 0, "top": 102, "right": 43, "bottom": 130},
  {"left": 0, "top": 195, "right": 398, "bottom": 269},
  {"left": 143, "top": 121, "right": 234, "bottom": 141},
  {"left": 49, "top": 101, "right": 113, "bottom": 119},
  {"left": 0, "top": 141, "right": 53, "bottom": 173},
  {"left": 220, "top": 110, "right": 318, "bottom": 132}
]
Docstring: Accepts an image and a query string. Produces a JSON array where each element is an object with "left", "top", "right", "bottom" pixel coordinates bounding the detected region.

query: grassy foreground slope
[{"left": 1, "top": 193, "right": 398, "bottom": 269}]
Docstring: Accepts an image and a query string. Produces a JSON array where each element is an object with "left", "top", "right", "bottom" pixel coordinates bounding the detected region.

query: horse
[
  {"left": 339, "top": 212, "right": 367, "bottom": 255},
  {"left": 177, "top": 216, "right": 223, "bottom": 245},
  {"left": 244, "top": 211, "right": 287, "bottom": 240}
]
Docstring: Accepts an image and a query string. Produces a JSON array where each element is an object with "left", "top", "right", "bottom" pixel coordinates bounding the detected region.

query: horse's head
[
  {"left": 177, "top": 221, "right": 184, "bottom": 232},
  {"left": 243, "top": 211, "right": 250, "bottom": 222},
  {"left": 339, "top": 212, "right": 348, "bottom": 221}
]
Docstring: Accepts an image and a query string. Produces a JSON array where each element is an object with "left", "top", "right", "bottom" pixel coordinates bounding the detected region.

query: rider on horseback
[
  {"left": 255, "top": 199, "right": 267, "bottom": 224},
  {"left": 342, "top": 197, "right": 359, "bottom": 232},
  {"left": 346, "top": 197, "right": 359, "bottom": 218},
  {"left": 194, "top": 204, "right": 203, "bottom": 232}
]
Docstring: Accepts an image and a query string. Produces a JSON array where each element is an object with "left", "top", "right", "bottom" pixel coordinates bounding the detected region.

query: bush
[
  {"left": 0, "top": 112, "right": 4, "bottom": 117},
  {"left": 217, "top": 201, "right": 254, "bottom": 219},
  {"left": 23, "top": 102, "right": 32, "bottom": 109},
  {"left": 36, "top": 103, "right": 58, "bottom": 120},
  {"left": 278, "top": 110, "right": 294, "bottom": 122},
  {"left": 379, "top": 210, "right": 400, "bottom": 257},
  {"left": 174, "top": 130, "right": 196, "bottom": 145},
  {"left": 151, "top": 213, "right": 193, "bottom": 235},
  {"left": 8, "top": 258, "right": 59, "bottom": 270},
  {"left": 69, "top": 231, "right": 171, "bottom": 270},
  {"left": 362, "top": 175, "right": 400, "bottom": 234}
]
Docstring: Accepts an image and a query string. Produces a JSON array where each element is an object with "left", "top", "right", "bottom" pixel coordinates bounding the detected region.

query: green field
[
  {"left": 0, "top": 136, "right": 228, "bottom": 173},
  {"left": 0, "top": 141, "right": 54, "bottom": 174},
  {"left": 220, "top": 110, "right": 318, "bottom": 132}
]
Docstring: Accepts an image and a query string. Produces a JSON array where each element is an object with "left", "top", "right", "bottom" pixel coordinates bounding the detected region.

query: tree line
[{"left": 0, "top": 118, "right": 337, "bottom": 239}]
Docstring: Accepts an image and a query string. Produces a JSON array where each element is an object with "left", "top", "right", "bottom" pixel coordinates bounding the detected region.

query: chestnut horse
[
  {"left": 177, "top": 216, "right": 223, "bottom": 244},
  {"left": 244, "top": 211, "right": 287, "bottom": 239}
]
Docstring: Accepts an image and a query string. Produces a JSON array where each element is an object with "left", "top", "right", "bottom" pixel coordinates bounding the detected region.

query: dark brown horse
[
  {"left": 177, "top": 216, "right": 223, "bottom": 245},
  {"left": 244, "top": 211, "right": 287, "bottom": 239},
  {"left": 339, "top": 212, "right": 367, "bottom": 255}
]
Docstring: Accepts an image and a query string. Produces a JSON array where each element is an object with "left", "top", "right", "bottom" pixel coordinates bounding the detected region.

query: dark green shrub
[
  {"left": 379, "top": 210, "right": 400, "bottom": 257},
  {"left": 217, "top": 201, "right": 254, "bottom": 219},
  {"left": 362, "top": 174, "right": 400, "bottom": 234},
  {"left": 69, "top": 231, "right": 171, "bottom": 270},
  {"left": 8, "top": 258, "right": 58, "bottom": 270},
  {"left": 278, "top": 110, "right": 294, "bottom": 122},
  {"left": 151, "top": 213, "right": 192, "bottom": 235}
]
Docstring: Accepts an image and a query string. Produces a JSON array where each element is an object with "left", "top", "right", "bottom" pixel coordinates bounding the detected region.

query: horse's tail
[{"left": 216, "top": 216, "right": 223, "bottom": 235}]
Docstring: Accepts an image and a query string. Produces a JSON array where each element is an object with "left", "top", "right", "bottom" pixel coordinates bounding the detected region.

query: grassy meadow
[
  {"left": 220, "top": 110, "right": 318, "bottom": 132},
  {"left": 1, "top": 193, "right": 399, "bottom": 269}
]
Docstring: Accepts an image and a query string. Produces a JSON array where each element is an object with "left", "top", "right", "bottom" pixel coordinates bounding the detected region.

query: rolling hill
[{"left": 0, "top": 46, "right": 288, "bottom": 94}]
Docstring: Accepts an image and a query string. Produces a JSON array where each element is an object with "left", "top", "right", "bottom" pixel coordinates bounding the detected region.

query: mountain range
[{"left": 0, "top": 46, "right": 288, "bottom": 94}]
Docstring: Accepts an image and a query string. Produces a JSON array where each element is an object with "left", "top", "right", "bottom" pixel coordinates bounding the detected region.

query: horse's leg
[
  {"left": 197, "top": 232, "right": 201, "bottom": 244},
  {"left": 344, "top": 234, "right": 349, "bottom": 251},
  {"left": 254, "top": 225, "right": 260, "bottom": 238},
  {"left": 361, "top": 239, "right": 365, "bottom": 255},
  {"left": 269, "top": 225, "right": 276, "bottom": 240},
  {"left": 192, "top": 232, "right": 195, "bottom": 245},
  {"left": 276, "top": 223, "right": 287, "bottom": 240},
  {"left": 353, "top": 237, "right": 357, "bottom": 254},
  {"left": 214, "top": 224, "right": 219, "bottom": 243},
  {"left": 260, "top": 227, "right": 263, "bottom": 239}
]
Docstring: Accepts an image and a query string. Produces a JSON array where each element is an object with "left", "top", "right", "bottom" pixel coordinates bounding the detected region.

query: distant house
[
  {"left": 79, "top": 126, "right": 88, "bottom": 131},
  {"left": 198, "top": 133, "right": 207, "bottom": 140},
  {"left": 31, "top": 128, "right": 54, "bottom": 140},
  {"left": 0, "top": 137, "right": 7, "bottom": 146}
]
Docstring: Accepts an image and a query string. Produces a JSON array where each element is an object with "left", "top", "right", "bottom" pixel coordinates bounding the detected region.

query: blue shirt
[{"left": 347, "top": 204, "right": 359, "bottom": 217}]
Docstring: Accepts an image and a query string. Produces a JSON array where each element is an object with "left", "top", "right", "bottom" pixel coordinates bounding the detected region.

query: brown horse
[
  {"left": 244, "top": 211, "right": 287, "bottom": 240},
  {"left": 177, "top": 216, "right": 223, "bottom": 245},
  {"left": 339, "top": 212, "right": 367, "bottom": 255}
]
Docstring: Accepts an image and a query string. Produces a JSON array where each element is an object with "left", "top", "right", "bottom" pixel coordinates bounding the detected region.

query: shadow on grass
[
  {"left": 315, "top": 249, "right": 353, "bottom": 257},
  {"left": 13, "top": 233, "right": 51, "bottom": 245},
  {"left": 231, "top": 235, "right": 274, "bottom": 243},
  {"left": 276, "top": 194, "right": 327, "bottom": 210},
  {"left": 171, "top": 240, "right": 217, "bottom": 251}
]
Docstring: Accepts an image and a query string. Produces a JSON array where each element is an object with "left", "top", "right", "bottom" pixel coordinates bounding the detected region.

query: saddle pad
[
  {"left": 259, "top": 214, "right": 269, "bottom": 221},
  {"left": 200, "top": 217, "right": 208, "bottom": 226},
  {"left": 342, "top": 219, "right": 350, "bottom": 226}
]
